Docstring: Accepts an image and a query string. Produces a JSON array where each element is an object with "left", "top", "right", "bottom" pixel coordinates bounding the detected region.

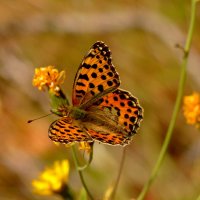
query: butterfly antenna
[{"left": 27, "top": 113, "right": 53, "bottom": 123}]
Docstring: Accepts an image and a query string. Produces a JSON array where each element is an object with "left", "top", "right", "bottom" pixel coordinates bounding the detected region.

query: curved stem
[
  {"left": 110, "top": 147, "right": 127, "bottom": 200},
  {"left": 77, "top": 143, "right": 94, "bottom": 171},
  {"left": 71, "top": 145, "right": 94, "bottom": 200},
  {"left": 136, "top": 1, "right": 198, "bottom": 199}
]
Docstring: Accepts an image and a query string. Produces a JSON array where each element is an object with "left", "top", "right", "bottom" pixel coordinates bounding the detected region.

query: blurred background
[{"left": 0, "top": 1, "right": 200, "bottom": 200}]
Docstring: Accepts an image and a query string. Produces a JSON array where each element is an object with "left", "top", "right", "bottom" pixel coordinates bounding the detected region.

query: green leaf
[{"left": 49, "top": 89, "right": 69, "bottom": 110}]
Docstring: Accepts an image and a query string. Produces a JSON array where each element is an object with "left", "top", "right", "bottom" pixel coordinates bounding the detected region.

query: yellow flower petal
[
  {"left": 32, "top": 66, "right": 65, "bottom": 95},
  {"left": 183, "top": 92, "right": 200, "bottom": 127},
  {"left": 32, "top": 160, "right": 69, "bottom": 196},
  {"left": 32, "top": 180, "right": 53, "bottom": 195}
]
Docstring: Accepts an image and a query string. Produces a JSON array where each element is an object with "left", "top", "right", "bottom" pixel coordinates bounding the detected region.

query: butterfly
[{"left": 49, "top": 41, "right": 143, "bottom": 146}]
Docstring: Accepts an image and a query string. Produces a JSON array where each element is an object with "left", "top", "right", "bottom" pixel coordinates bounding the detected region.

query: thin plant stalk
[
  {"left": 110, "top": 147, "right": 127, "bottom": 200},
  {"left": 71, "top": 145, "right": 94, "bottom": 200},
  {"left": 196, "top": 193, "right": 200, "bottom": 200},
  {"left": 77, "top": 143, "right": 94, "bottom": 171},
  {"left": 137, "top": 1, "right": 198, "bottom": 199}
]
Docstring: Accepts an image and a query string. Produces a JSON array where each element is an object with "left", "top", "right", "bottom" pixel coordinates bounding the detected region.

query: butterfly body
[
  {"left": 69, "top": 106, "right": 87, "bottom": 120},
  {"left": 49, "top": 41, "right": 143, "bottom": 146},
  {"left": 51, "top": 105, "right": 87, "bottom": 120}
]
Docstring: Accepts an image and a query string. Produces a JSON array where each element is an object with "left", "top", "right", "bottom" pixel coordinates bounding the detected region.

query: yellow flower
[
  {"left": 79, "top": 142, "right": 93, "bottom": 154},
  {"left": 183, "top": 92, "right": 200, "bottom": 127},
  {"left": 33, "top": 66, "right": 65, "bottom": 94},
  {"left": 32, "top": 160, "right": 70, "bottom": 196}
]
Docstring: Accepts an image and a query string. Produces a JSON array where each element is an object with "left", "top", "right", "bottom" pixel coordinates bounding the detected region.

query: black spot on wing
[
  {"left": 101, "top": 75, "right": 106, "bottom": 80},
  {"left": 91, "top": 72, "right": 97, "bottom": 78},
  {"left": 79, "top": 74, "right": 89, "bottom": 81},
  {"left": 64, "top": 129, "right": 71, "bottom": 132},
  {"left": 113, "top": 96, "right": 118, "bottom": 101},
  {"left": 82, "top": 63, "right": 90, "bottom": 69},
  {"left": 92, "top": 64, "right": 98, "bottom": 69},
  {"left": 107, "top": 81, "right": 113, "bottom": 86},
  {"left": 98, "top": 85, "right": 104, "bottom": 92},
  {"left": 76, "top": 82, "right": 86, "bottom": 86},
  {"left": 119, "top": 94, "right": 126, "bottom": 100},
  {"left": 98, "top": 68, "right": 103, "bottom": 72},
  {"left": 130, "top": 116, "right": 136, "bottom": 123},
  {"left": 107, "top": 72, "right": 113, "bottom": 77},
  {"left": 104, "top": 65, "right": 109, "bottom": 69},
  {"left": 76, "top": 90, "right": 86, "bottom": 95},
  {"left": 124, "top": 114, "right": 129, "bottom": 119},
  {"left": 89, "top": 83, "right": 95, "bottom": 88},
  {"left": 90, "top": 91, "right": 95, "bottom": 96},
  {"left": 128, "top": 101, "right": 134, "bottom": 107},
  {"left": 120, "top": 102, "right": 125, "bottom": 107}
]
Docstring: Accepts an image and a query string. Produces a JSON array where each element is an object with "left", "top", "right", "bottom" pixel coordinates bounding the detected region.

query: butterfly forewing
[{"left": 72, "top": 41, "right": 120, "bottom": 108}]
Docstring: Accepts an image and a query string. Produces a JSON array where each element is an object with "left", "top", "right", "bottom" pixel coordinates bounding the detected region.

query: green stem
[
  {"left": 196, "top": 193, "right": 200, "bottom": 200},
  {"left": 77, "top": 143, "right": 94, "bottom": 171},
  {"left": 136, "top": 1, "right": 198, "bottom": 199},
  {"left": 110, "top": 147, "right": 127, "bottom": 200},
  {"left": 71, "top": 145, "right": 94, "bottom": 200}
]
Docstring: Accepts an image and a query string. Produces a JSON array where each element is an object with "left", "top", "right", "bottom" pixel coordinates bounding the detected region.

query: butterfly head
[
  {"left": 51, "top": 105, "right": 86, "bottom": 120},
  {"left": 51, "top": 105, "right": 70, "bottom": 117}
]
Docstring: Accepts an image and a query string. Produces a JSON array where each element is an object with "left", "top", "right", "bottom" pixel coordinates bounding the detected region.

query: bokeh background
[{"left": 0, "top": 1, "right": 200, "bottom": 200}]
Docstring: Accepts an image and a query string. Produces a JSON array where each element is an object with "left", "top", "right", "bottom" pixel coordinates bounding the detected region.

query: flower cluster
[
  {"left": 183, "top": 92, "right": 200, "bottom": 128},
  {"left": 32, "top": 160, "right": 70, "bottom": 196},
  {"left": 33, "top": 66, "right": 65, "bottom": 95}
]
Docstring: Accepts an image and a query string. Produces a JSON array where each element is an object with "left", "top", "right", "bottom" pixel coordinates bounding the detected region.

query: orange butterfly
[{"left": 49, "top": 41, "right": 143, "bottom": 146}]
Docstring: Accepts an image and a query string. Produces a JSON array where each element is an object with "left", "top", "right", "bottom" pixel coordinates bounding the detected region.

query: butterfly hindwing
[
  {"left": 93, "top": 89, "right": 143, "bottom": 136},
  {"left": 88, "top": 129, "right": 130, "bottom": 146},
  {"left": 72, "top": 41, "right": 120, "bottom": 108},
  {"left": 79, "top": 111, "right": 130, "bottom": 146},
  {"left": 48, "top": 117, "right": 93, "bottom": 144}
]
